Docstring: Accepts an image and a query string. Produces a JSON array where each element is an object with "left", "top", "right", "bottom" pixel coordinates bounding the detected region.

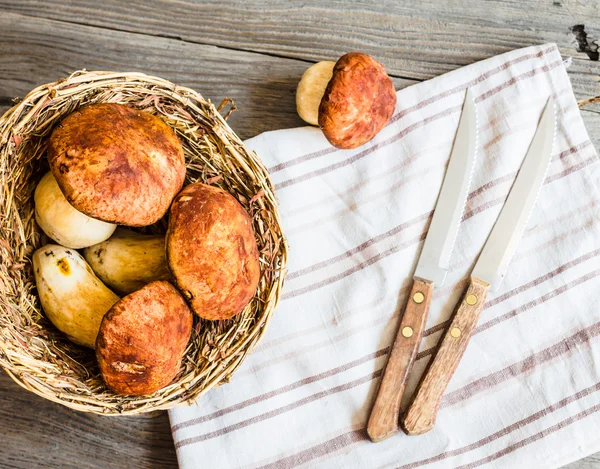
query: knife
[
  {"left": 367, "top": 89, "right": 478, "bottom": 443},
  {"left": 401, "top": 96, "right": 556, "bottom": 435}
]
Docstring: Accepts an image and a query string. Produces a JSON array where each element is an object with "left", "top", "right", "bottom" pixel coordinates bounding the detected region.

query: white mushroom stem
[{"left": 296, "top": 61, "right": 336, "bottom": 126}]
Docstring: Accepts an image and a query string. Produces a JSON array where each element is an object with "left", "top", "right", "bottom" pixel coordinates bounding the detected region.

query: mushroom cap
[
  {"left": 48, "top": 103, "right": 186, "bottom": 227},
  {"left": 96, "top": 280, "right": 193, "bottom": 396},
  {"left": 166, "top": 182, "right": 260, "bottom": 321},
  {"left": 318, "top": 53, "right": 396, "bottom": 150}
]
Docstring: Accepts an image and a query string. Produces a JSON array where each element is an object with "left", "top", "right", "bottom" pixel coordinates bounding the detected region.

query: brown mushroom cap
[
  {"left": 48, "top": 103, "right": 186, "bottom": 227},
  {"left": 96, "top": 280, "right": 193, "bottom": 396},
  {"left": 166, "top": 182, "right": 260, "bottom": 321},
  {"left": 318, "top": 53, "right": 397, "bottom": 150}
]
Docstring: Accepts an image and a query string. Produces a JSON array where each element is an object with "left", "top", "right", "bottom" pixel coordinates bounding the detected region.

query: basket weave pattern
[{"left": 0, "top": 71, "right": 287, "bottom": 414}]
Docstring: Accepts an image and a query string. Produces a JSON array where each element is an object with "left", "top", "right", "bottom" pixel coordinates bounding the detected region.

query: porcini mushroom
[
  {"left": 96, "top": 280, "right": 193, "bottom": 396},
  {"left": 33, "top": 245, "right": 119, "bottom": 348},
  {"left": 166, "top": 182, "right": 260, "bottom": 321},
  {"left": 48, "top": 103, "right": 186, "bottom": 227},
  {"left": 319, "top": 53, "right": 397, "bottom": 149},
  {"left": 296, "top": 53, "right": 397, "bottom": 150}
]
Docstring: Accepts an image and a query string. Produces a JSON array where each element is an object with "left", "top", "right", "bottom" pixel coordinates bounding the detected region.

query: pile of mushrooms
[{"left": 33, "top": 103, "right": 260, "bottom": 396}]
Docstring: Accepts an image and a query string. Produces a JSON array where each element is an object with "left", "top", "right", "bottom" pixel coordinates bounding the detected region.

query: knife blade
[
  {"left": 402, "top": 97, "right": 556, "bottom": 435},
  {"left": 414, "top": 88, "right": 479, "bottom": 286},
  {"left": 471, "top": 97, "right": 556, "bottom": 290},
  {"left": 367, "top": 89, "right": 478, "bottom": 442}
]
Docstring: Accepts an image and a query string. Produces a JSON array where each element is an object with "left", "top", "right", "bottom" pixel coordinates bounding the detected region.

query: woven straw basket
[{"left": 0, "top": 71, "right": 287, "bottom": 415}]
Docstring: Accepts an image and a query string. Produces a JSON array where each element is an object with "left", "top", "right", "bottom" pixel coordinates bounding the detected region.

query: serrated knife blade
[
  {"left": 471, "top": 96, "right": 556, "bottom": 291},
  {"left": 414, "top": 88, "right": 479, "bottom": 287}
]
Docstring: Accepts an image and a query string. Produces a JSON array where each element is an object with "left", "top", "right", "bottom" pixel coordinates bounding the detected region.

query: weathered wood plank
[
  {"left": 582, "top": 111, "right": 600, "bottom": 151},
  {"left": 2, "top": 0, "right": 599, "bottom": 100},
  {"left": 565, "top": 454, "right": 600, "bottom": 469},
  {"left": 0, "top": 12, "right": 417, "bottom": 140},
  {"left": 0, "top": 372, "right": 178, "bottom": 469},
  {"left": 0, "top": 10, "right": 596, "bottom": 146},
  {"left": 0, "top": 14, "right": 306, "bottom": 140}
]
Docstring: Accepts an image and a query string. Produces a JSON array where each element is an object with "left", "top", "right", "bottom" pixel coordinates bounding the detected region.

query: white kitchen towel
[{"left": 169, "top": 43, "right": 600, "bottom": 469}]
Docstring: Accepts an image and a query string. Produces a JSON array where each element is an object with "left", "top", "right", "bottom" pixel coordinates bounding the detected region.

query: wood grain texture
[
  {"left": 402, "top": 277, "right": 490, "bottom": 436},
  {"left": 0, "top": 12, "right": 416, "bottom": 141},
  {"left": 565, "top": 455, "right": 600, "bottom": 469},
  {"left": 367, "top": 278, "right": 433, "bottom": 442},
  {"left": 582, "top": 111, "right": 600, "bottom": 152},
  {"left": 0, "top": 372, "right": 178, "bottom": 469},
  {"left": 2, "top": 0, "right": 599, "bottom": 99}
]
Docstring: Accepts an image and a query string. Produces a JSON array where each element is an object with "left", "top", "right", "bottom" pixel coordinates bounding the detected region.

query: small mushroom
[
  {"left": 320, "top": 53, "right": 397, "bottom": 149},
  {"left": 296, "top": 53, "right": 397, "bottom": 150}
]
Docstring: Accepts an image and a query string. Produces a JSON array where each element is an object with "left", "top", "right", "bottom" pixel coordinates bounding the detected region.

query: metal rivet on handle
[
  {"left": 402, "top": 326, "right": 414, "bottom": 338},
  {"left": 466, "top": 294, "right": 477, "bottom": 305},
  {"left": 450, "top": 327, "right": 461, "bottom": 338},
  {"left": 413, "top": 292, "right": 425, "bottom": 304}
]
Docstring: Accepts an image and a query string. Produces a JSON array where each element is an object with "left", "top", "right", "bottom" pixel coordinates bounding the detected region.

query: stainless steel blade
[
  {"left": 471, "top": 97, "right": 556, "bottom": 290},
  {"left": 414, "top": 88, "right": 478, "bottom": 287}
]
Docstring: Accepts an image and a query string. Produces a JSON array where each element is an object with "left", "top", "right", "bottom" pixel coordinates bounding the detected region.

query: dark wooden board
[
  {"left": 0, "top": 12, "right": 417, "bottom": 140},
  {"left": 2, "top": 0, "right": 599, "bottom": 97},
  {"left": 0, "top": 372, "right": 177, "bottom": 469},
  {"left": 0, "top": 11, "right": 596, "bottom": 148}
]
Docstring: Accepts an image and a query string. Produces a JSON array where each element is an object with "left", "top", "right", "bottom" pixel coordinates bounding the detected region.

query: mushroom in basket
[{"left": 47, "top": 103, "right": 186, "bottom": 226}]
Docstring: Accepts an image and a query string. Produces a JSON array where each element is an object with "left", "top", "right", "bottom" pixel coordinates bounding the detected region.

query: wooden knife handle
[
  {"left": 401, "top": 276, "right": 489, "bottom": 436},
  {"left": 367, "top": 278, "right": 434, "bottom": 442}
]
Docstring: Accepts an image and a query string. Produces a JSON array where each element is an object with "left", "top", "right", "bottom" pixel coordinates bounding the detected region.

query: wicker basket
[{"left": 0, "top": 71, "right": 287, "bottom": 415}]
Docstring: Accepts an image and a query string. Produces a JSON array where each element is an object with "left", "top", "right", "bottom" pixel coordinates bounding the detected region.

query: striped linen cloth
[{"left": 169, "top": 43, "right": 600, "bottom": 469}]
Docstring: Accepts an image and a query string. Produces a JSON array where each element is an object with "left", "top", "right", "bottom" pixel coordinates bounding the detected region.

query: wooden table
[{"left": 0, "top": 1, "right": 598, "bottom": 467}]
